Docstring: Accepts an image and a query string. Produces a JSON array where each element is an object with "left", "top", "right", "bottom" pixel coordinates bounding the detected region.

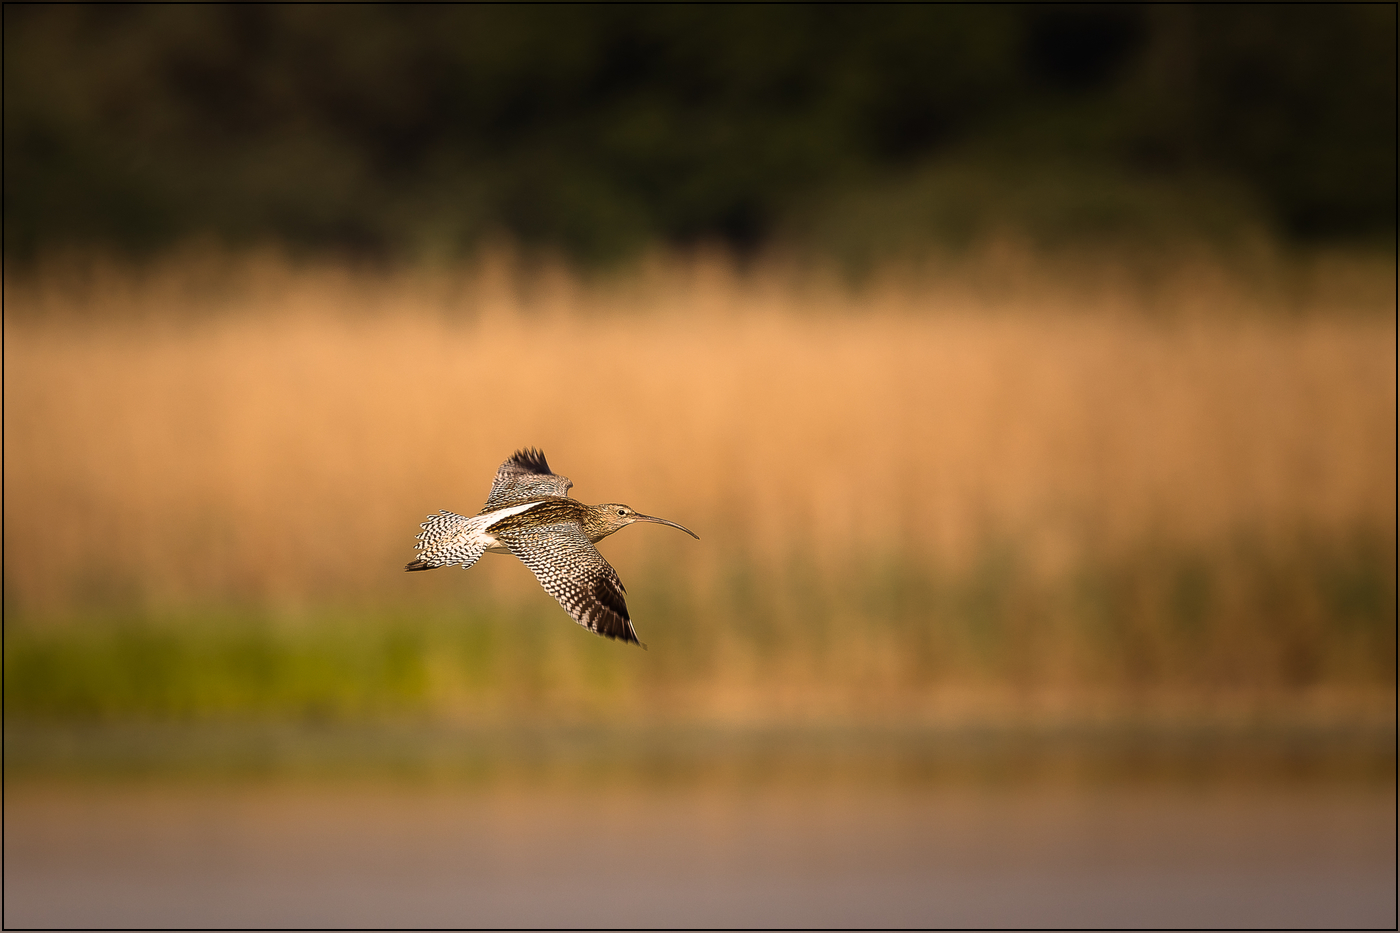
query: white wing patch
[{"left": 412, "top": 500, "right": 551, "bottom": 569}]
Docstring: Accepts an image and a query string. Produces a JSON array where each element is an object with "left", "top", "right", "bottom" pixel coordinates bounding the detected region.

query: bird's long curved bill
[{"left": 636, "top": 513, "right": 700, "bottom": 539}]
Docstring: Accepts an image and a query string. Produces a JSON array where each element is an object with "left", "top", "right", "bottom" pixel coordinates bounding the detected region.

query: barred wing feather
[
  {"left": 481, "top": 447, "right": 573, "bottom": 510},
  {"left": 496, "top": 521, "right": 640, "bottom": 645}
]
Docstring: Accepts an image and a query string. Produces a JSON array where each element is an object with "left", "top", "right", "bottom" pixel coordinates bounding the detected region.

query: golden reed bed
[{"left": 3, "top": 248, "right": 1395, "bottom": 723}]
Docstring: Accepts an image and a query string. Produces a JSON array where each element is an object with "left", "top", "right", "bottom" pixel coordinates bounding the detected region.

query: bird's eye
[{"left": 617, "top": 508, "right": 627, "bottom": 516}]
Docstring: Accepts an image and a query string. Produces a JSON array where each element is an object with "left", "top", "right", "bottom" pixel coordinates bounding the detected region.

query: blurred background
[{"left": 4, "top": 5, "right": 1395, "bottom": 927}]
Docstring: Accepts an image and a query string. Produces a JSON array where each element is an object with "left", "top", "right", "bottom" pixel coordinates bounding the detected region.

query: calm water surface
[{"left": 5, "top": 725, "right": 1395, "bottom": 928}]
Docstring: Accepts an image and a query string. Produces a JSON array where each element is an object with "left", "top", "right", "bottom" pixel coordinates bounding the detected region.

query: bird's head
[{"left": 590, "top": 504, "right": 700, "bottom": 541}]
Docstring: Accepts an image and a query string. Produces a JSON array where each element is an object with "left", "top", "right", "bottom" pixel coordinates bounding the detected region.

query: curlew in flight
[{"left": 406, "top": 448, "right": 698, "bottom": 645}]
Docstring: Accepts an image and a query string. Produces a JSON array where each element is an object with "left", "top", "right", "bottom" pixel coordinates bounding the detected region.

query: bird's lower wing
[
  {"left": 497, "top": 521, "right": 640, "bottom": 645},
  {"left": 408, "top": 510, "right": 489, "bottom": 570}
]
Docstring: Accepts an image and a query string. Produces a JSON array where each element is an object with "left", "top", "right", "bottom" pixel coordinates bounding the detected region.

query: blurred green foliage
[
  {"left": 4, "top": 5, "right": 1394, "bottom": 264},
  {"left": 6, "top": 530, "right": 1392, "bottom": 723}
]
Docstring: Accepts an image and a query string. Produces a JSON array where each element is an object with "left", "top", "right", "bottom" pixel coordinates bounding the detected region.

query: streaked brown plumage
[{"left": 405, "top": 448, "right": 698, "bottom": 645}]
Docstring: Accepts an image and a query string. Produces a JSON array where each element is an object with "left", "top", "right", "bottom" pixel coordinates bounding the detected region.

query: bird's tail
[{"left": 406, "top": 509, "right": 489, "bottom": 572}]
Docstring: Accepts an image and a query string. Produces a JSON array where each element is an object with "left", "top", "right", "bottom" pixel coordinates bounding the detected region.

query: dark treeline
[{"left": 5, "top": 5, "right": 1394, "bottom": 263}]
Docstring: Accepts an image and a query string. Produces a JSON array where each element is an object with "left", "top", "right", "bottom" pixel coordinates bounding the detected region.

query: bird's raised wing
[
  {"left": 480, "top": 447, "right": 573, "bottom": 510},
  {"left": 495, "top": 520, "right": 641, "bottom": 645}
]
